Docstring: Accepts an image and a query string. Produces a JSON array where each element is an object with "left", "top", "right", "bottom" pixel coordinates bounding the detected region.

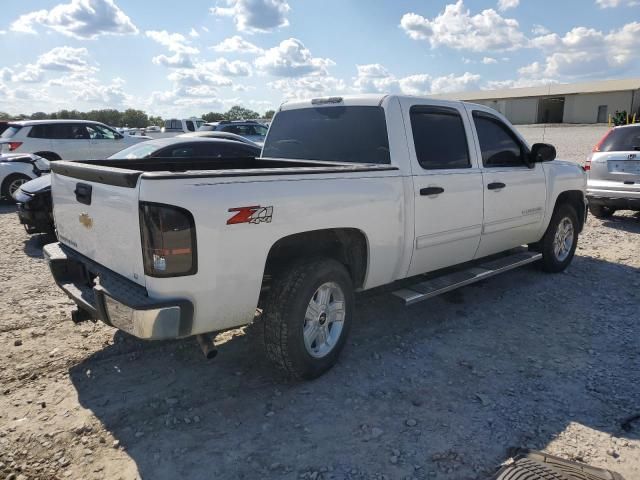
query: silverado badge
[{"left": 79, "top": 213, "right": 93, "bottom": 229}]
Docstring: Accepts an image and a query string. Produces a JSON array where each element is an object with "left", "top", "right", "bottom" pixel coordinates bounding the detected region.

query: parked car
[
  {"left": 161, "top": 118, "right": 205, "bottom": 134},
  {"left": 585, "top": 123, "right": 640, "bottom": 218},
  {"left": 0, "top": 153, "right": 49, "bottom": 201},
  {"left": 0, "top": 121, "right": 9, "bottom": 136},
  {"left": 15, "top": 137, "right": 261, "bottom": 235},
  {"left": 44, "top": 94, "right": 586, "bottom": 380},
  {"left": 178, "top": 130, "right": 260, "bottom": 148},
  {"left": 0, "top": 120, "right": 151, "bottom": 161},
  {"left": 198, "top": 120, "right": 268, "bottom": 145}
]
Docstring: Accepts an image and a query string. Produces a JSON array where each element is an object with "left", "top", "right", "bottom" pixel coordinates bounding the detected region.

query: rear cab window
[
  {"left": 599, "top": 126, "right": 640, "bottom": 152},
  {"left": 263, "top": 106, "right": 390, "bottom": 164}
]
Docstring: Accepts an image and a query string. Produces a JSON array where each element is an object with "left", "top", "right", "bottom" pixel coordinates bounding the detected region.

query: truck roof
[{"left": 279, "top": 94, "right": 473, "bottom": 111}]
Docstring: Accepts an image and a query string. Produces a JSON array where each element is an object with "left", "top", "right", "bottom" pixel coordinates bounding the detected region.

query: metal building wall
[{"left": 563, "top": 91, "right": 633, "bottom": 123}]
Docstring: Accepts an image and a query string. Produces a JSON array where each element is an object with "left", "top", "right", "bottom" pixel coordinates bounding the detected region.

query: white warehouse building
[{"left": 435, "top": 78, "right": 640, "bottom": 125}]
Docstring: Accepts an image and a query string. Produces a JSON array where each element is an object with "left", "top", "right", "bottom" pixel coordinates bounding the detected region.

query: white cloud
[
  {"left": 146, "top": 30, "right": 199, "bottom": 55},
  {"left": 6, "top": 46, "right": 96, "bottom": 83},
  {"left": 531, "top": 24, "right": 550, "bottom": 35},
  {"left": 482, "top": 56, "right": 498, "bottom": 64},
  {"left": 353, "top": 63, "right": 480, "bottom": 96},
  {"left": 212, "top": 35, "right": 264, "bottom": 54},
  {"left": 525, "top": 22, "right": 640, "bottom": 78},
  {"left": 255, "top": 38, "right": 334, "bottom": 77},
  {"left": 269, "top": 76, "right": 346, "bottom": 100},
  {"left": 596, "top": 0, "right": 639, "bottom": 7},
  {"left": 498, "top": 0, "right": 520, "bottom": 10},
  {"left": 400, "top": 0, "right": 527, "bottom": 52},
  {"left": 208, "top": 58, "right": 252, "bottom": 76},
  {"left": 430, "top": 72, "right": 481, "bottom": 93},
  {"left": 146, "top": 30, "right": 200, "bottom": 69},
  {"left": 189, "top": 28, "right": 199, "bottom": 38},
  {"left": 11, "top": 0, "right": 138, "bottom": 39},
  {"left": 211, "top": 0, "right": 290, "bottom": 33}
]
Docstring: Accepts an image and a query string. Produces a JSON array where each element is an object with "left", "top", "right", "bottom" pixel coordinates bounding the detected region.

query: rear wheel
[
  {"left": 1, "top": 174, "right": 31, "bottom": 200},
  {"left": 589, "top": 204, "right": 615, "bottom": 219},
  {"left": 539, "top": 204, "right": 579, "bottom": 273},
  {"left": 262, "top": 258, "right": 354, "bottom": 380}
]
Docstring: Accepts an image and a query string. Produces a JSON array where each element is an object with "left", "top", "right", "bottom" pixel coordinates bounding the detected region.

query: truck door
[
  {"left": 400, "top": 100, "right": 484, "bottom": 276},
  {"left": 468, "top": 108, "right": 546, "bottom": 258}
]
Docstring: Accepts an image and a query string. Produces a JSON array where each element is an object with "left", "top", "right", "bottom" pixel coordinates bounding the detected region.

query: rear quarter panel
[{"left": 139, "top": 171, "right": 407, "bottom": 334}]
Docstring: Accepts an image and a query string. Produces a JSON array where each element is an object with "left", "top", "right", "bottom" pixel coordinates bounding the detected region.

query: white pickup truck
[{"left": 44, "top": 95, "right": 587, "bottom": 379}]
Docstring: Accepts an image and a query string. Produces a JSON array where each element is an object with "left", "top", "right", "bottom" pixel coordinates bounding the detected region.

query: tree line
[{"left": 0, "top": 105, "right": 276, "bottom": 128}]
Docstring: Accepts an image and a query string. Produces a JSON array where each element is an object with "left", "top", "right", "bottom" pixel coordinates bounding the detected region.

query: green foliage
[
  {"left": 223, "top": 105, "right": 261, "bottom": 121},
  {"left": 202, "top": 112, "right": 225, "bottom": 123},
  {"left": 264, "top": 110, "right": 276, "bottom": 120}
]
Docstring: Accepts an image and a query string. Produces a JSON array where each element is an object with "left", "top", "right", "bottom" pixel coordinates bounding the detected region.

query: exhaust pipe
[{"left": 196, "top": 333, "right": 218, "bottom": 360}]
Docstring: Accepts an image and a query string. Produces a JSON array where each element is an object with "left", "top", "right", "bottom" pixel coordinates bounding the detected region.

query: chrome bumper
[{"left": 43, "top": 242, "right": 193, "bottom": 340}]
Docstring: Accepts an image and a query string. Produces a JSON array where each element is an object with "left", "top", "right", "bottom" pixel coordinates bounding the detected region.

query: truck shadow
[
  {"left": 600, "top": 212, "right": 640, "bottom": 234},
  {"left": 68, "top": 254, "right": 640, "bottom": 479}
]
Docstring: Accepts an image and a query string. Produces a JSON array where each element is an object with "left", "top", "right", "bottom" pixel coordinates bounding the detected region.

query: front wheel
[
  {"left": 539, "top": 204, "right": 579, "bottom": 273},
  {"left": 1, "top": 174, "right": 31, "bottom": 200},
  {"left": 262, "top": 258, "right": 354, "bottom": 380}
]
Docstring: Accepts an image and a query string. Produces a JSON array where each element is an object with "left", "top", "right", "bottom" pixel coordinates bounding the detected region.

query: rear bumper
[
  {"left": 587, "top": 195, "right": 640, "bottom": 210},
  {"left": 43, "top": 242, "right": 193, "bottom": 340}
]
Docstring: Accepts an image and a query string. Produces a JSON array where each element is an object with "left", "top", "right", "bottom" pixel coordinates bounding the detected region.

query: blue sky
[{"left": 0, "top": 0, "right": 639, "bottom": 117}]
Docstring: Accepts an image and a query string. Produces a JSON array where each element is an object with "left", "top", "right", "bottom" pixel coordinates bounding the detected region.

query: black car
[{"left": 16, "top": 137, "right": 261, "bottom": 236}]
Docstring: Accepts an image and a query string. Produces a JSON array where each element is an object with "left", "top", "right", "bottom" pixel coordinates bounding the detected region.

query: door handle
[
  {"left": 487, "top": 182, "right": 506, "bottom": 190},
  {"left": 420, "top": 187, "right": 445, "bottom": 196},
  {"left": 74, "top": 183, "right": 92, "bottom": 205}
]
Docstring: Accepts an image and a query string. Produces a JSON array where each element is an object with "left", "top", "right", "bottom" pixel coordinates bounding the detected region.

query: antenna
[{"left": 541, "top": 83, "right": 552, "bottom": 143}]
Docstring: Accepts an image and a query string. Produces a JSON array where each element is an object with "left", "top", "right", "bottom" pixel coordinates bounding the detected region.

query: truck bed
[{"left": 50, "top": 157, "right": 398, "bottom": 187}]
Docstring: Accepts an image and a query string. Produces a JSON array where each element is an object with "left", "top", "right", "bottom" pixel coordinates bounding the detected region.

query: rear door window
[
  {"left": 28, "top": 125, "right": 52, "bottom": 138},
  {"left": 185, "top": 120, "right": 195, "bottom": 132},
  {"left": 410, "top": 106, "right": 470, "bottom": 170},
  {"left": 599, "top": 126, "right": 640, "bottom": 152},
  {"left": 263, "top": 106, "right": 390, "bottom": 164},
  {"left": 472, "top": 112, "right": 527, "bottom": 168}
]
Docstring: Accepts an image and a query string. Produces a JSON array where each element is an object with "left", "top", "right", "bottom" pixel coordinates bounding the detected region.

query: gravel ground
[{"left": 1, "top": 125, "right": 639, "bottom": 480}]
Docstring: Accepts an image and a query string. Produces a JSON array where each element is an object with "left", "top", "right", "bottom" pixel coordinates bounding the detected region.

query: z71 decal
[{"left": 227, "top": 206, "right": 274, "bottom": 225}]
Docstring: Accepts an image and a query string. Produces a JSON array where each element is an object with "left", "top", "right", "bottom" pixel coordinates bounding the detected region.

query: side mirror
[{"left": 530, "top": 143, "right": 556, "bottom": 163}]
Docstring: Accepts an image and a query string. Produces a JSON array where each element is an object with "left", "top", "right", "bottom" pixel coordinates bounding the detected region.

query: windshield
[
  {"left": 262, "top": 106, "right": 390, "bottom": 164},
  {"left": 1, "top": 125, "right": 22, "bottom": 139},
  {"left": 108, "top": 142, "right": 158, "bottom": 159}
]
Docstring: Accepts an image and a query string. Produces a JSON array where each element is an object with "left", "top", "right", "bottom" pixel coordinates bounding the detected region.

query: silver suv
[{"left": 586, "top": 124, "right": 640, "bottom": 218}]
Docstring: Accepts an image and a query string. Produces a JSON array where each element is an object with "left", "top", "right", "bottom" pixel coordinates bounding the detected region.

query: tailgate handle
[{"left": 74, "top": 183, "right": 92, "bottom": 205}]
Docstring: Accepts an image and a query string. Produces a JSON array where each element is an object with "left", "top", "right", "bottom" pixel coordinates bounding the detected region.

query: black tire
[
  {"left": 589, "top": 204, "right": 615, "bottom": 219},
  {"left": 262, "top": 258, "right": 354, "bottom": 380},
  {"left": 539, "top": 204, "right": 579, "bottom": 273},
  {"left": 34, "top": 152, "right": 61, "bottom": 162},
  {"left": 1, "top": 174, "right": 31, "bottom": 200}
]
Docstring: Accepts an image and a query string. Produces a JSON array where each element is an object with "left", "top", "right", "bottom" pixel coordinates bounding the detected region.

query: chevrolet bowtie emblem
[{"left": 79, "top": 213, "right": 93, "bottom": 229}]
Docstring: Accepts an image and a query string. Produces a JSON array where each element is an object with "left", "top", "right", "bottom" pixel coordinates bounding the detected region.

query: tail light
[
  {"left": 592, "top": 129, "right": 613, "bottom": 153},
  {"left": 139, "top": 202, "right": 197, "bottom": 277},
  {"left": 8, "top": 142, "right": 23, "bottom": 151},
  {"left": 584, "top": 154, "right": 592, "bottom": 171}
]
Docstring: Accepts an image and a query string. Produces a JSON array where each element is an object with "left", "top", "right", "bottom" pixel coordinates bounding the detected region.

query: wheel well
[
  {"left": 263, "top": 228, "right": 368, "bottom": 289},
  {"left": 34, "top": 151, "right": 61, "bottom": 161},
  {"left": 554, "top": 190, "right": 586, "bottom": 232}
]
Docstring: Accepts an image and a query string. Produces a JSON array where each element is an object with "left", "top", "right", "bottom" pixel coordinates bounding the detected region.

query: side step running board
[{"left": 393, "top": 249, "right": 542, "bottom": 306}]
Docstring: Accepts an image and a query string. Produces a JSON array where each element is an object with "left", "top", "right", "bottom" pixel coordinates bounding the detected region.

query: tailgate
[
  {"left": 51, "top": 163, "right": 146, "bottom": 286},
  {"left": 591, "top": 152, "right": 640, "bottom": 183}
]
